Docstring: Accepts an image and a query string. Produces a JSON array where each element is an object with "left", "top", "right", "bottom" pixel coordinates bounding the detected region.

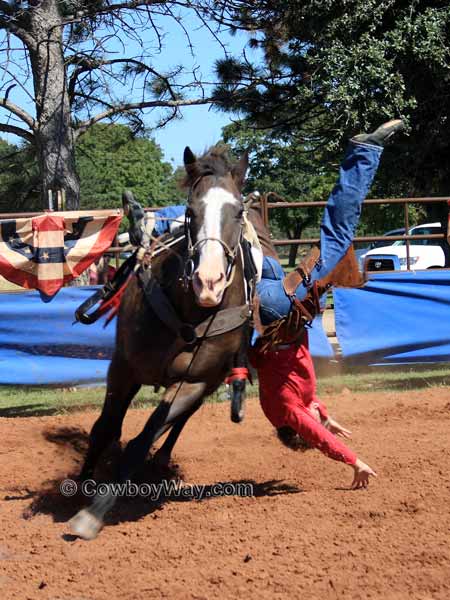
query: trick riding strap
[{"left": 253, "top": 243, "right": 365, "bottom": 353}]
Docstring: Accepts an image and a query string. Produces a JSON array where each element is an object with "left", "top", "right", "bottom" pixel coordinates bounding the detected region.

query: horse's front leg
[
  {"left": 69, "top": 381, "right": 206, "bottom": 540},
  {"left": 230, "top": 378, "right": 247, "bottom": 423},
  {"left": 80, "top": 354, "right": 141, "bottom": 481},
  {"left": 230, "top": 327, "right": 250, "bottom": 423}
]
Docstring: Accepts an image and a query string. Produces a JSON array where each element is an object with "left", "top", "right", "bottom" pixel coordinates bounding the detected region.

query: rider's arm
[
  {"left": 286, "top": 407, "right": 377, "bottom": 487},
  {"left": 285, "top": 406, "right": 357, "bottom": 465},
  {"left": 313, "top": 397, "right": 329, "bottom": 421}
]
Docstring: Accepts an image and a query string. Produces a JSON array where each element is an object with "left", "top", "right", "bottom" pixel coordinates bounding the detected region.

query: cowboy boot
[{"left": 352, "top": 119, "right": 405, "bottom": 147}]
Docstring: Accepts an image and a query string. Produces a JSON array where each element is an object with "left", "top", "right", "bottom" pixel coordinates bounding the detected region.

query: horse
[{"left": 69, "top": 146, "right": 253, "bottom": 540}]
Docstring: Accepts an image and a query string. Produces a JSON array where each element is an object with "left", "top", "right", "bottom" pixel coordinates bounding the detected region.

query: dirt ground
[{"left": 1, "top": 387, "right": 450, "bottom": 600}]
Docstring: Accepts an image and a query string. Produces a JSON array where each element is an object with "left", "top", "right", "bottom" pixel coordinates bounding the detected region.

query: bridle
[{"left": 183, "top": 175, "right": 245, "bottom": 291}]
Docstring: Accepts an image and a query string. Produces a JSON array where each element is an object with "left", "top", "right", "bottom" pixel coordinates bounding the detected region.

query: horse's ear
[
  {"left": 184, "top": 146, "right": 199, "bottom": 179},
  {"left": 232, "top": 151, "right": 249, "bottom": 189},
  {"left": 122, "top": 190, "right": 135, "bottom": 216},
  {"left": 184, "top": 146, "right": 196, "bottom": 165}
]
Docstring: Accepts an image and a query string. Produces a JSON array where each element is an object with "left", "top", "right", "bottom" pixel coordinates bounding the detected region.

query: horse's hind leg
[
  {"left": 80, "top": 354, "right": 140, "bottom": 480},
  {"left": 119, "top": 381, "right": 206, "bottom": 480},
  {"left": 153, "top": 404, "right": 201, "bottom": 467}
]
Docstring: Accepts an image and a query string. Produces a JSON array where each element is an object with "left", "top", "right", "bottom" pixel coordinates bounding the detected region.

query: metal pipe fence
[
  {"left": 262, "top": 195, "right": 450, "bottom": 271},
  {"left": 1, "top": 196, "right": 448, "bottom": 273}
]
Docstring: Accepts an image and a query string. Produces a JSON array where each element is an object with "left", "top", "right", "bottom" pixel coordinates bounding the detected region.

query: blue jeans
[
  {"left": 153, "top": 205, "right": 186, "bottom": 236},
  {"left": 257, "top": 141, "right": 383, "bottom": 324}
]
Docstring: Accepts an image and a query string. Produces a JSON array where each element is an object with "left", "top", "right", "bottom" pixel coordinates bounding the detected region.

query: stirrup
[{"left": 75, "top": 251, "right": 138, "bottom": 325}]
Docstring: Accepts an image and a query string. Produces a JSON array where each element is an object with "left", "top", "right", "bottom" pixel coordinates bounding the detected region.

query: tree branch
[
  {"left": 0, "top": 15, "right": 36, "bottom": 49},
  {"left": 71, "top": 91, "right": 115, "bottom": 111},
  {"left": 0, "top": 1, "right": 14, "bottom": 16},
  {"left": 0, "top": 122, "right": 34, "bottom": 142},
  {"left": 0, "top": 97, "right": 35, "bottom": 129},
  {"left": 62, "top": 0, "right": 175, "bottom": 24},
  {"left": 74, "top": 96, "right": 212, "bottom": 137},
  {"left": 68, "top": 57, "right": 179, "bottom": 104}
]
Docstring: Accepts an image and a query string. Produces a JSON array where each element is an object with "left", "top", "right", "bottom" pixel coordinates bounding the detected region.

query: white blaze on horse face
[{"left": 193, "top": 186, "right": 239, "bottom": 307}]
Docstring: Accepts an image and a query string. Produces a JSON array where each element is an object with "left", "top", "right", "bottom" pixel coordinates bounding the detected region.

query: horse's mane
[{"left": 181, "top": 145, "right": 235, "bottom": 189}]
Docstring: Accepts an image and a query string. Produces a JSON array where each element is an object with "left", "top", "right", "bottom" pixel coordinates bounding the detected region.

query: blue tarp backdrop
[
  {"left": 334, "top": 270, "right": 450, "bottom": 365},
  {"left": 0, "top": 287, "right": 334, "bottom": 385},
  {"left": 0, "top": 287, "right": 114, "bottom": 385},
  {"left": 2, "top": 270, "right": 449, "bottom": 385}
]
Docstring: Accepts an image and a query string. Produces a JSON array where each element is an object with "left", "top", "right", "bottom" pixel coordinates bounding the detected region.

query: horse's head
[{"left": 183, "top": 145, "right": 249, "bottom": 308}]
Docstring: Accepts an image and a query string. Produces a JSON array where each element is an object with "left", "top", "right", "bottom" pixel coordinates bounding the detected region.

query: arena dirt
[{"left": 1, "top": 388, "right": 450, "bottom": 600}]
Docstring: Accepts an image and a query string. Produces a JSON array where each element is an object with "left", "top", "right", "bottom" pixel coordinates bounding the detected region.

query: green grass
[
  {"left": 1, "top": 363, "right": 450, "bottom": 417},
  {"left": 315, "top": 364, "right": 450, "bottom": 394},
  {"left": 0, "top": 386, "right": 159, "bottom": 418},
  {"left": 0, "top": 383, "right": 241, "bottom": 418}
]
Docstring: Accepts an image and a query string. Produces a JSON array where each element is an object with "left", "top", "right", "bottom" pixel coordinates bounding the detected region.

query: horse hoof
[{"left": 69, "top": 509, "right": 103, "bottom": 540}]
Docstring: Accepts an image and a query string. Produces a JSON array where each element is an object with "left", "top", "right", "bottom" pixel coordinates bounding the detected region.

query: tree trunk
[{"left": 28, "top": 1, "right": 80, "bottom": 209}]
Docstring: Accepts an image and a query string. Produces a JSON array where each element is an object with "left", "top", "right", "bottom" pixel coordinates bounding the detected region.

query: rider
[
  {"left": 126, "top": 118, "right": 404, "bottom": 489},
  {"left": 251, "top": 119, "right": 404, "bottom": 489}
]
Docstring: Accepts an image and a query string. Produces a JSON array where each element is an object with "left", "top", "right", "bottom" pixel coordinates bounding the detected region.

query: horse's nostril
[{"left": 193, "top": 270, "right": 225, "bottom": 292}]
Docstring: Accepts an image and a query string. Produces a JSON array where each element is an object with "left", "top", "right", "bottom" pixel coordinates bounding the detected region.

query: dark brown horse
[{"left": 69, "top": 146, "right": 252, "bottom": 539}]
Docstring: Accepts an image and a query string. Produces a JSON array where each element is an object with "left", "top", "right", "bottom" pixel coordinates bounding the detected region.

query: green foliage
[
  {"left": 76, "top": 124, "right": 185, "bottom": 209},
  {"left": 0, "top": 124, "right": 185, "bottom": 212},
  {"left": 223, "top": 120, "right": 336, "bottom": 263},
  {"left": 0, "top": 139, "right": 40, "bottom": 213},
  {"left": 216, "top": 1, "right": 450, "bottom": 197}
]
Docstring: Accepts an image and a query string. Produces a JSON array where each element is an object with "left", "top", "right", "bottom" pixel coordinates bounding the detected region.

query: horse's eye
[{"left": 236, "top": 208, "right": 244, "bottom": 220}]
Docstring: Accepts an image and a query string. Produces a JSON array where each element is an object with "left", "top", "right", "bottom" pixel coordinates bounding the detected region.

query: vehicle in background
[
  {"left": 354, "top": 228, "right": 405, "bottom": 271},
  {"left": 363, "top": 223, "right": 445, "bottom": 272}
]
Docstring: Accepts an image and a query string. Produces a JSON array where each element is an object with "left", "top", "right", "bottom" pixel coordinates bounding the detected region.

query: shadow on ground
[{"left": 9, "top": 425, "right": 302, "bottom": 534}]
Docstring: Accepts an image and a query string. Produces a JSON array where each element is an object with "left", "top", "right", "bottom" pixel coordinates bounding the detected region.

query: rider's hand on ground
[
  {"left": 326, "top": 417, "right": 352, "bottom": 439},
  {"left": 351, "top": 459, "right": 377, "bottom": 490}
]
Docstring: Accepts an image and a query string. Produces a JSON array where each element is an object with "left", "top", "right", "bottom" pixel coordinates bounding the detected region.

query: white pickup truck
[{"left": 363, "top": 223, "right": 446, "bottom": 272}]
